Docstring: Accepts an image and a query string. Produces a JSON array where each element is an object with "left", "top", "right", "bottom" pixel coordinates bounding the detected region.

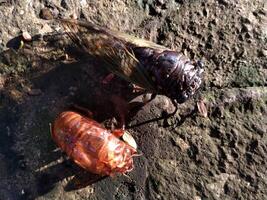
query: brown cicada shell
[{"left": 52, "top": 111, "right": 137, "bottom": 176}]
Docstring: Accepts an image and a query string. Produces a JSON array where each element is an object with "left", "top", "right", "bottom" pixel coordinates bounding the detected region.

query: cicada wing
[
  {"left": 61, "top": 19, "right": 169, "bottom": 51},
  {"left": 60, "top": 19, "right": 156, "bottom": 91},
  {"left": 107, "top": 30, "right": 169, "bottom": 51}
]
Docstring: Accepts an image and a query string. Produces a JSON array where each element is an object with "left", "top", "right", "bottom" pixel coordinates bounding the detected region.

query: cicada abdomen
[
  {"left": 52, "top": 111, "right": 137, "bottom": 176},
  {"left": 61, "top": 19, "right": 204, "bottom": 104}
]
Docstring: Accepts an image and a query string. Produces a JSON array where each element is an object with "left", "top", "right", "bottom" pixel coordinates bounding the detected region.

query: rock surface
[{"left": 0, "top": 0, "right": 266, "bottom": 200}]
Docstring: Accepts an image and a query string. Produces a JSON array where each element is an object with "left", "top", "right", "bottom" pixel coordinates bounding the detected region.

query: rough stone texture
[{"left": 0, "top": 0, "right": 267, "bottom": 200}]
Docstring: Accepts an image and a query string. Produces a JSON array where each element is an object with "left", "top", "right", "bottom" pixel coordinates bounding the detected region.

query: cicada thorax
[
  {"left": 131, "top": 46, "right": 204, "bottom": 103},
  {"left": 52, "top": 111, "right": 136, "bottom": 176}
]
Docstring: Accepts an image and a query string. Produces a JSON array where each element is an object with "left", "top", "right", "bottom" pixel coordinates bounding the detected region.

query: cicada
[
  {"left": 60, "top": 19, "right": 204, "bottom": 104},
  {"left": 52, "top": 111, "right": 137, "bottom": 176}
]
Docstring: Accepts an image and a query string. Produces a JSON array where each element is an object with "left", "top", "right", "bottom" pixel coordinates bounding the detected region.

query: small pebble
[
  {"left": 157, "top": 0, "right": 164, "bottom": 5},
  {"left": 19, "top": 10, "right": 25, "bottom": 15},
  {"left": 22, "top": 31, "right": 32, "bottom": 41},
  {"left": 80, "top": 0, "right": 88, "bottom": 7},
  {"left": 194, "top": 196, "right": 202, "bottom": 200},
  {"left": 70, "top": 13, "right": 78, "bottom": 19},
  {"left": 40, "top": 8, "right": 54, "bottom": 20},
  {"left": 173, "top": 137, "right": 190, "bottom": 151}
]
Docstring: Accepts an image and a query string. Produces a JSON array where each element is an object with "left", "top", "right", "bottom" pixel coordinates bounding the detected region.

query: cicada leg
[
  {"left": 111, "top": 95, "right": 129, "bottom": 130},
  {"left": 101, "top": 73, "right": 115, "bottom": 85},
  {"left": 131, "top": 84, "right": 146, "bottom": 93},
  {"left": 168, "top": 99, "right": 178, "bottom": 116},
  {"left": 111, "top": 129, "right": 125, "bottom": 138}
]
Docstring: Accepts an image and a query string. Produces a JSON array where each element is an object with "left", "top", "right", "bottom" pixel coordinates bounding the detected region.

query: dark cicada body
[
  {"left": 132, "top": 47, "right": 203, "bottom": 103},
  {"left": 61, "top": 19, "right": 204, "bottom": 104}
]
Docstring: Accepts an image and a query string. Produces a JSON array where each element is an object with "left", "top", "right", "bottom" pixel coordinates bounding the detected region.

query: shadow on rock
[
  {"left": 0, "top": 32, "right": 183, "bottom": 199},
  {"left": 35, "top": 157, "right": 107, "bottom": 194},
  {"left": 0, "top": 34, "right": 143, "bottom": 199}
]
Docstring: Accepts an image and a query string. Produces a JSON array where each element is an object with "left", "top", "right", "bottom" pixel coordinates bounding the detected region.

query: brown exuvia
[{"left": 52, "top": 111, "right": 137, "bottom": 176}]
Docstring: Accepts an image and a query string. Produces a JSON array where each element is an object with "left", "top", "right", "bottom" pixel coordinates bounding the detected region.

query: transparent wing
[{"left": 60, "top": 19, "right": 156, "bottom": 91}]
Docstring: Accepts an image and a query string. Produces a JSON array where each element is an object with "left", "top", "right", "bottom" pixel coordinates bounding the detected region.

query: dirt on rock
[{"left": 0, "top": 0, "right": 266, "bottom": 200}]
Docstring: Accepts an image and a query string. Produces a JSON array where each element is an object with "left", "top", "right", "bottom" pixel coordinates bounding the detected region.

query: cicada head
[
  {"left": 110, "top": 144, "right": 136, "bottom": 174},
  {"left": 174, "top": 60, "right": 204, "bottom": 103},
  {"left": 153, "top": 51, "right": 204, "bottom": 103}
]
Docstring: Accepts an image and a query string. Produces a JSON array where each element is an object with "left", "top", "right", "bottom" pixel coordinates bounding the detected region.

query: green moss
[
  {"left": 204, "top": 91, "right": 217, "bottom": 103},
  {"left": 248, "top": 99, "right": 267, "bottom": 114},
  {"left": 232, "top": 64, "right": 265, "bottom": 87},
  {"left": 222, "top": 107, "right": 235, "bottom": 119},
  {"left": 0, "top": 49, "right": 31, "bottom": 75}
]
